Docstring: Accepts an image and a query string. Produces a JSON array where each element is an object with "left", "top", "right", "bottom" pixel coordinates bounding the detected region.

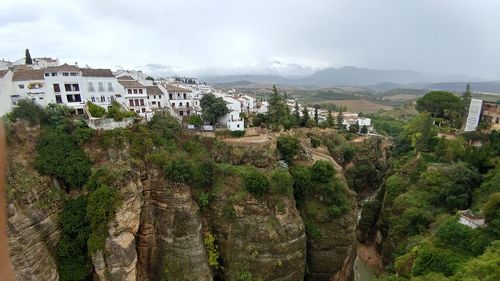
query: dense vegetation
[{"left": 365, "top": 90, "right": 500, "bottom": 281}]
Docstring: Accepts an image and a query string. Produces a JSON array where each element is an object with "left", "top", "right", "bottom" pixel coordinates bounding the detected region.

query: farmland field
[{"left": 317, "top": 99, "right": 392, "bottom": 113}]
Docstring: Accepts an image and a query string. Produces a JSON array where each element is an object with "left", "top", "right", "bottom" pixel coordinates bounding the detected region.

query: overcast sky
[{"left": 1, "top": 0, "right": 499, "bottom": 79}]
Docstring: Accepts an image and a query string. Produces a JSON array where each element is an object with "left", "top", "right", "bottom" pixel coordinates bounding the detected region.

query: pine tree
[
  {"left": 293, "top": 101, "right": 301, "bottom": 126},
  {"left": 336, "top": 109, "right": 344, "bottom": 130},
  {"left": 301, "top": 106, "right": 310, "bottom": 127},
  {"left": 314, "top": 105, "right": 319, "bottom": 125},
  {"left": 268, "top": 85, "right": 288, "bottom": 127},
  {"left": 25, "top": 49, "right": 33, "bottom": 65},
  {"left": 462, "top": 83, "right": 472, "bottom": 111},
  {"left": 326, "top": 109, "right": 335, "bottom": 128},
  {"left": 360, "top": 125, "right": 368, "bottom": 134}
]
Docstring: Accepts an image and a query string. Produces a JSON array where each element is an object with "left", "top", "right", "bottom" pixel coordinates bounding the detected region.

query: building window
[
  {"left": 139, "top": 89, "right": 143, "bottom": 94},
  {"left": 183, "top": 93, "right": 187, "bottom": 99},
  {"left": 186, "top": 102, "right": 189, "bottom": 107},
  {"left": 98, "top": 82, "right": 104, "bottom": 92},
  {"left": 128, "top": 89, "right": 132, "bottom": 94},
  {"left": 172, "top": 103, "right": 175, "bottom": 108},
  {"left": 237, "top": 124, "right": 240, "bottom": 128},
  {"left": 72, "top": 84, "right": 79, "bottom": 91},
  {"left": 129, "top": 99, "right": 134, "bottom": 106},
  {"left": 134, "top": 99, "right": 139, "bottom": 106},
  {"left": 187, "top": 110, "right": 190, "bottom": 115},
  {"left": 153, "top": 95, "right": 156, "bottom": 99},
  {"left": 140, "top": 99, "right": 144, "bottom": 106},
  {"left": 179, "top": 102, "right": 183, "bottom": 107},
  {"left": 66, "top": 94, "right": 82, "bottom": 103},
  {"left": 18, "top": 84, "right": 24, "bottom": 89},
  {"left": 51, "top": 73, "right": 57, "bottom": 76},
  {"left": 88, "top": 82, "right": 95, "bottom": 92},
  {"left": 169, "top": 94, "right": 172, "bottom": 99},
  {"left": 179, "top": 111, "right": 184, "bottom": 116},
  {"left": 91, "top": 96, "right": 96, "bottom": 102},
  {"left": 44, "top": 73, "right": 49, "bottom": 77},
  {"left": 152, "top": 101, "right": 156, "bottom": 105},
  {"left": 64, "top": 84, "right": 71, "bottom": 91},
  {"left": 100, "top": 96, "right": 105, "bottom": 102},
  {"left": 77, "top": 108, "right": 84, "bottom": 114},
  {"left": 70, "top": 72, "right": 77, "bottom": 76},
  {"left": 107, "top": 82, "right": 113, "bottom": 91},
  {"left": 54, "top": 84, "right": 61, "bottom": 92},
  {"left": 133, "top": 89, "right": 138, "bottom": 94},
  {"left": 141, "top": 108, "right": 146, "bottom": 113},
  {"left": 55, "top": 95, "right": 63, "bottom": 104},
  {"left": 63, "top": 72, "right": 69, "bottom": 76}
]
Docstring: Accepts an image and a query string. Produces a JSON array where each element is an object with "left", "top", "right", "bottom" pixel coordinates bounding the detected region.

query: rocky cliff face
[
  {"left": 6, "top": 123, "right": 63, "bottom": 281},
  {"left": 209, "top": 190, "right": 307, "bottom": 281},
  {"left": 136, "top": 170, "right": 212, "bottom": 281},
  {"left": 92, "top": 174, "right": 144, "bottom": 281}
]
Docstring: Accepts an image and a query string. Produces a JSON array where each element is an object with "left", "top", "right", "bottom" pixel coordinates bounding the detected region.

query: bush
[
  {"left": 35, "top": 128, "right": 91, "bottom": 188},
  {"left": 86, "top": 185, "right": 119, "bottom": 253},
  {"left": 435, "top": 219, "right": 491, "bottom": 256},
  {"left": 192, "top": 160, "right": 216, "bottom": 189},
  {"left": 106, "top": 101, "right": 136, "bottom": 121},
  {"left": 164, "top": 158, "right": 193, "bottom": 184},
  {"left": 411, "top": 245, "right": 462, "bottom": 276},
  {"left": 290, "top": 166, "right": 311, "bottom": 199},
  {"left": 270, "top": 169, "right": 294, "bottom": 196},
  {"left": 310, "top": 160, "right": 335, "bottom": 183},
  {"left": 230, "top": 130, "right": 246, "bottom": 138},
  {"left": 86, "top": 102, "right": 106, "bottom": 118},
  {"left": 310, "top": 136, "right": 321, "bottom": 148},
  {"left": 56, "top": 197, "right": 92, "bottom": 281},
  {"left": 242, "top": 169, "right": 270, "bottom": 197},
  {"left": 276, "top": 135, "right": 301, "bottom": 163},
  {"left": 203, "top": 231, "right": 220, "bottom": 269},
  {"left": 188, "top": 114, "right": 204, "bottom": 126},
  {"left": 11, "top": 99, "right": 45, "bottom": 125}
]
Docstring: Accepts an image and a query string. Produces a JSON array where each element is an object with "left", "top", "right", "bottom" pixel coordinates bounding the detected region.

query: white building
[
  {"left": 117, "top": 77, "right": 149, "bottom": 116},
  {"left": 11, "top": 68, "right": 46, "bottom": 107},
  {"left": 464, "top": 99, "right": 484, "bottom": 132},
  {"left": 217, "top": 96, "right": 244, "bottom": 131},
  {"left": 164, "top": 84, "right": 193, "bottom": 118},
  {"left": 80, "top": 68, "right": 119, "bottom": 109},
  {"left": 0, "top": 70, "right": 13, "bottom": 116},
  {"left": 114, "top": 70, "right": 153, "bottom": 86},
  {"left": 146, "top": 85, "right": 168, "bottom": 110}
]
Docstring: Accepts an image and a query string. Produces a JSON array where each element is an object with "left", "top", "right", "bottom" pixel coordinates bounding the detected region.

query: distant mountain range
[{"left": 202, "top": 66, "right": 500, "bottom": 93}]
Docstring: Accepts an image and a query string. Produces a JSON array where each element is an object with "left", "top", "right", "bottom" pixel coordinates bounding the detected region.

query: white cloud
[{"left": 1, "top": 0, "right": 499, "bottom": 79}]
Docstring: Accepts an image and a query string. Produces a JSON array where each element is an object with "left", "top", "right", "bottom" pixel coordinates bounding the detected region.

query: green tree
[
  {"left": 416, "top": 91, "right": 462, "bottom": 127},
  {"left": 56, "top": 197, "right": 91, "bottom": 281},
  {"left": 86, "top": 102, "right": 106, "bottom": 118},
  {"left": 293, "top": 101, "right": 301, "bottom": 126},
  {"left": 360, "top": 124, "right": 368, "bottom": 134},
  {"left": 11, "top": 99, "right": 45, "bottom": 125},
  {"left": 326, "top": 108, "right": 335, "bottom": 128},
  {"left": 314, "top": 105, "right": 319, "bottom": 125},
  {"left": 337, "top": 109, "right": 344, "bottom": 130},
  {"left": 242, "top": 169, "right": 270, "bottom": 197},
  {"left": 270, "top": 169, "right": 294, "bottom": 196},
  {"left": 462, "top": 83, "right": 472, "bottom": 113},
  {"left": 290, "top": 166, "right": 311, "bottom": 198},
  {"left": 87, "top": 185, "right": 119, "bottom": 253},
  {"left": 276, "top": 135, "right": 301, "bottom": 163},
  {"left": 200, "top": 93, "right": 230, "bottom": 125},
  {"left": 349, "top": 122, "right": 360, "bottom": 133},
  {"left": 35, "top": 128, "right": 91, "bottom": 188},
  {"left": 25, "top": 48, "right": 33, "bottom": 64},
  {"left": 402, "top": 113, "right": 437, "bottom": 152},
  {"left": 267, "top": 85, "right": 288, "bottom": 127},
  {"left": 310, "top": 160, "right": 335, "bottom": 183},
  {"left": 454, "top": 241, "right": 500, "bottom": 281},
  {"left": 301, "top": 106, "right": 310, "bottom": 127}
]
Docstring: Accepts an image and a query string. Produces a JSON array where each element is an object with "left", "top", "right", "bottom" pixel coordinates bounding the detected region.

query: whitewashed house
[
  {"left": 43, "top": 64, "right": 86, "bottom": 114},
  {"left": 12, "top": 68, "right": 46, "bottom": 107},
  {"left": 217, "top": 95, "right": 244, "bottom": 131},
  {"left": 164, "top": 84, "right": 193, "bottom": 118},
  {"left": 117, "top": 77, "right": 149, "bottom": 116},
  {"left": 0, "top": 70, "right": 14, "bottom": 116},
  {"left": 146, "top": 85, "right": 168, "bottom": 110},
  {"left": 81, "top": 68, "right": 118, "bottom": 109}
]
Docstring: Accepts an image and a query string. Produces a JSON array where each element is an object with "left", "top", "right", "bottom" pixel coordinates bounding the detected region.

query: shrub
[
  {"left": 164, "top": 158, "right": 193, "bottom": 184},
  {"left": 192, "top": 160, "right": 216, "bottom": 189},
  {"left": 35, "top": 128, "right": 91, "bottom": 188},
  {"left": 87, "top": 185, "right": 120, "bottom": 253},
  {"left": 310, "top": 160, "right": 335, "bottom": 183},
  {"left": 230, "top": 130, "right": 246, "bottom": 138},
  {"left": 276, "top": 135, "right": 301, "bottom": 163},
  {"left": 411, "top": 245, "right": 462, "bottom": 276},
  {"left": 203, "top": 231, "right": 220, "bottom": 269},
  {"left": 196, "top": 192, "right": 210, "bottom": 209},
  {"left": 11, "top": 99, "right": 44, "bottom": 125},
  {"left": 188, "top": 114, "right": 203, "bottom": 126},
  {"left": 270, "top": 169, "right": 294, "bottom": 196},
  {"left": 242, "top": 169, "right": 270, "bottom": 197},
  {"left": 310, "top": 136, "right": 321, "bottom": 148},
  {"left": 435, "top": 219, "right": 491, "bottom": 256},
  {"left": 56, "top": 197, "right": 91, "bottom": 281},
  {"left": 106, "top": 101, "right": 136, "bottom": 121},
  {"left": 86, "top": 102, "right": 106, "bottom": 118},
  {"left": 290, "top": 166, "right": 311, "bottom": 199}
]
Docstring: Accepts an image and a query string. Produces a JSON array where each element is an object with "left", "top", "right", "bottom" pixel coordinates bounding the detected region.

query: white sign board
[{"left": 464, "top": 99, "right": 483, "bottom": 132}]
